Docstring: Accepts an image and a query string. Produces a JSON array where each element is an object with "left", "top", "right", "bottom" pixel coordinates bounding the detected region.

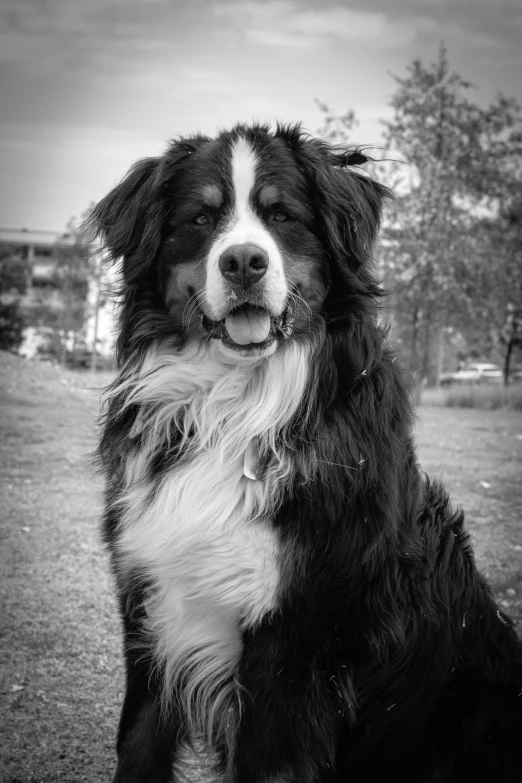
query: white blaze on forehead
[
  {"left": 231, "top": 137, "right": 258, "bottom": 218},
  {"left": 204, "top": 134, "right": 288, "bottom": 325}
]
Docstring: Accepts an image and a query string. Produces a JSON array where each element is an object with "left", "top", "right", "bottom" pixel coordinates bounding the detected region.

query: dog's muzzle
[{"left": 201, "top": 301, "right": 296, "bottom": 353}]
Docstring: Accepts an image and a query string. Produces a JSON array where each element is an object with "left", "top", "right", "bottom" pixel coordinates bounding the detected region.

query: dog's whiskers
[
  {"left": 182, "top": 291, "right": 203, "bottom": 333},
  {"left": 288, "top": 289, "right": 312, "bottom": 334}
]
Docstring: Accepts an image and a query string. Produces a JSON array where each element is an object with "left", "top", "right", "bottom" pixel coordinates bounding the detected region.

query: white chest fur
[{"left": 110, "top": 339, "right": 310, "bottom": 735}]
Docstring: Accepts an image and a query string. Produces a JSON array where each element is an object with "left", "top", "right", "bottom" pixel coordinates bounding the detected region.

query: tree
[
  {"left": 381, "top": 46, "right": 522, "bottom": 383},
  {"left": 317, "top": 47, "right": 522, "bottom": 384},
  {"left": 25, "top": 210, "right": 96, "bottom": 365},
  {"left": 480, "top": 193, "right": 522, "bottom": 384},
  {"left": 316, "top": 99, "right": 358, "bottom": 144},
  {"left": 51, "top": 219, "right": 92, "bottom": 362}
]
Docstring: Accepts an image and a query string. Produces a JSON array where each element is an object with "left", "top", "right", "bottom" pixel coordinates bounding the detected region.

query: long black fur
[{"left": 92, "top": 124, "right": 522, "bottom": 783}]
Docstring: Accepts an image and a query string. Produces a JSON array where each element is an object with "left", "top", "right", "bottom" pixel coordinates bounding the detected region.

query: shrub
[
  {"left": 444, "top": 384, "right": 522, "bottom": 411},
  {"left": 0, "top": 302, "right": 25, "bottom": 351}
]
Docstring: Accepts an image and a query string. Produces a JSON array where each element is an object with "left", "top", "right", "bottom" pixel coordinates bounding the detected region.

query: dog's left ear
[{"left": 295, "top": 140, "right": 390, "bottom": 269}]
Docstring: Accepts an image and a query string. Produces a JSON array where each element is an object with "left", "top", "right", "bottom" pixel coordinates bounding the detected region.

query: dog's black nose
[{"left": 218, "top": 244, "right": 268, "bottom": 288}]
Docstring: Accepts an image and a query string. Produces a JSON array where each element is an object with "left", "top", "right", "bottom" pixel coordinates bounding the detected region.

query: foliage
[
  {"left": 24, "top": 210, "right": 96, "bottom": 363},
  {"left": 51, "top": 217, "right": 93, "bottom": 349},
  {"left": 381, "top": 46, "right": 522, "bottom": 382},
  {"left": 0, "top": 302, "right": 25, "bottom": 351},
  {"left": 496, "top": 198, "right": 522, "bottom": 383},
  {"left": 0, "top": 243, "right": 29, "bottom": 351},
  {"left": 317, "top": 46, "right": 522, "bottom": 385},
  {"left": 316, "top": 99, "right": 358, "bottom": 144},
  {"left": 0, "top": 245, "right": 30, "bottom": 296}
]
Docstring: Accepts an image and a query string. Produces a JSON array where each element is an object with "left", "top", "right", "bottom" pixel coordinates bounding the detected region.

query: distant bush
[
  {"left": 444, "top": 384, "right": 522, "bottom": 411},
  {"left": 0, "top": 245, "right": 29, "bottom": 352},
  {"left": 19, "top": 325, "right": 63, "bottom": 361},
  {"left": 0, "top": 302, "right": 25, "bottom": 351}
]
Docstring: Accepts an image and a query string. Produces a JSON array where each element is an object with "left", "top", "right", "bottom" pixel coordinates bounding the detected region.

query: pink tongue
[{"left": 225, "top": 308, "right": 271, "bottom": 345}]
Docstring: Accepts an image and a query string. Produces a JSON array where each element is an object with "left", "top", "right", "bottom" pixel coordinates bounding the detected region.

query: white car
[{"left": 440, "top": 363, "right": 503, "bottom": 386}]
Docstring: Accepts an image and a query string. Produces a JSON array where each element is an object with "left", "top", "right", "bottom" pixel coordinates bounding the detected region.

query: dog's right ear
[
  {"left": 89, "top": 140, "right": 201, "bottom": 282},
  {"left": 90, "top": 157, "right": 162, "bottom": 279}
]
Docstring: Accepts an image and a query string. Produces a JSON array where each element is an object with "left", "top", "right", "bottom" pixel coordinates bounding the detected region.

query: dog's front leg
[
  {"left": 228, "top": 619, "right": 341, "bottom": 783},
  {"left": 112, "top": 639, "right": 182, "bottom": 783}
]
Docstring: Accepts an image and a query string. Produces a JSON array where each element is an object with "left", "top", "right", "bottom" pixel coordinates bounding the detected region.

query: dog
[{"left": 91, "top": 123, "right": 522, "bottom": 783}]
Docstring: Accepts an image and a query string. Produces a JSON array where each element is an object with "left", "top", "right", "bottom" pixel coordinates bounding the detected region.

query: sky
[{"left": 1, "top": 0, "right": 521, "bottom": 232}]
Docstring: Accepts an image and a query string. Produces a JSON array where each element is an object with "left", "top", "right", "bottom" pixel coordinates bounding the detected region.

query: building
[
  {"left": 0, "top": 227, "right": 62, "bottom": 287},
  {"left": 0, "top": 227, "right": 117, "bottom": 359}
]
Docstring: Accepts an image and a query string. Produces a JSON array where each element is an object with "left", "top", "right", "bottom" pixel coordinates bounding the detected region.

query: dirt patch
[
  {"left": 1, "top": 352, "right": 520, "bottom": 781},
  {"left": 0, "top": 353, "right": 119, "bottom": 782}
]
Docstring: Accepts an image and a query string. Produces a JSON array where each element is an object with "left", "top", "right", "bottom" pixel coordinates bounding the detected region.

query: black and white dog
[{"left": 92, "top": 124, "right": 522, "bottom": 783}]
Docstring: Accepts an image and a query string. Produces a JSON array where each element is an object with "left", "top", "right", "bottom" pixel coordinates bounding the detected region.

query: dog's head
[{"left": 91, "top": 124, "right": 389, "bottom": 362}]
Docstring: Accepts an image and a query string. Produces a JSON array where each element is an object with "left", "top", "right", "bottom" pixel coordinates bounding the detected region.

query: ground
[{"left": 0, "top": 351, "right": 521, "bottom": 783}]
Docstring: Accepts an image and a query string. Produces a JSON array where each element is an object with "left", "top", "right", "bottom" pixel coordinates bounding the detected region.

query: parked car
[{"left": 439, "top": 363, "right": 503, "bottom": 387}]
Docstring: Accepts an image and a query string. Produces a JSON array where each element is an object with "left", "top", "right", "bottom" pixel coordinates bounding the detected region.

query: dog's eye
[
  {"left": 194, "top": 213, "right": 210, "bottom": 226},
  {"left": 273, "top": 211, "right": 288, "bottom": 223}
]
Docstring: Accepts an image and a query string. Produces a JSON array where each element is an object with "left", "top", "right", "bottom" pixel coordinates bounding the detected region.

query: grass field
[{"left": 1, "top": 351, "right": 521, "bottom": 782}]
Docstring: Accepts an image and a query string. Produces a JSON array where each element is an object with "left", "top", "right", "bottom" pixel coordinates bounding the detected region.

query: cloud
[
  {"left": 0, "top": 120, "right": 160, "bottom": 157},
  {"left": 175, "top": 66, "right": 245, "bottom": 94},
  {"left": 0, "top": 0, "right": 182, "bottom": 74},
  {"left": 213, "top": 1, "right": 421, "bottom": 49}
]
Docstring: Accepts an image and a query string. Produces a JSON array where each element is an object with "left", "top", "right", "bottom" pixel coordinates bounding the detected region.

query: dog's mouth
[{"left": 201, "top": 302, "right": 295, "bottom": 352}]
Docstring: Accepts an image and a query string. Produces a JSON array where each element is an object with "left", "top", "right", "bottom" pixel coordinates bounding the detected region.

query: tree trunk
[
  {"left": 91, "top": 286, "right": 100, "bottom": 374},
  {"left": 436, "top": 327, "right": 445, "bottom": 387},
  {"left": 421, "top": 313, "right": 433, "bottom": 386},
  {"left": 71, "top": 330, "right": 77, "bottom": 367},
  {"left": 410, "top": 306, "right": 420, "bottom": 371},
  {"left": 60, "top": 334, "right": 67, "bottom": 366},
  {"left": 503, "top": 338, "right": 514, "bottom": 387}
]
